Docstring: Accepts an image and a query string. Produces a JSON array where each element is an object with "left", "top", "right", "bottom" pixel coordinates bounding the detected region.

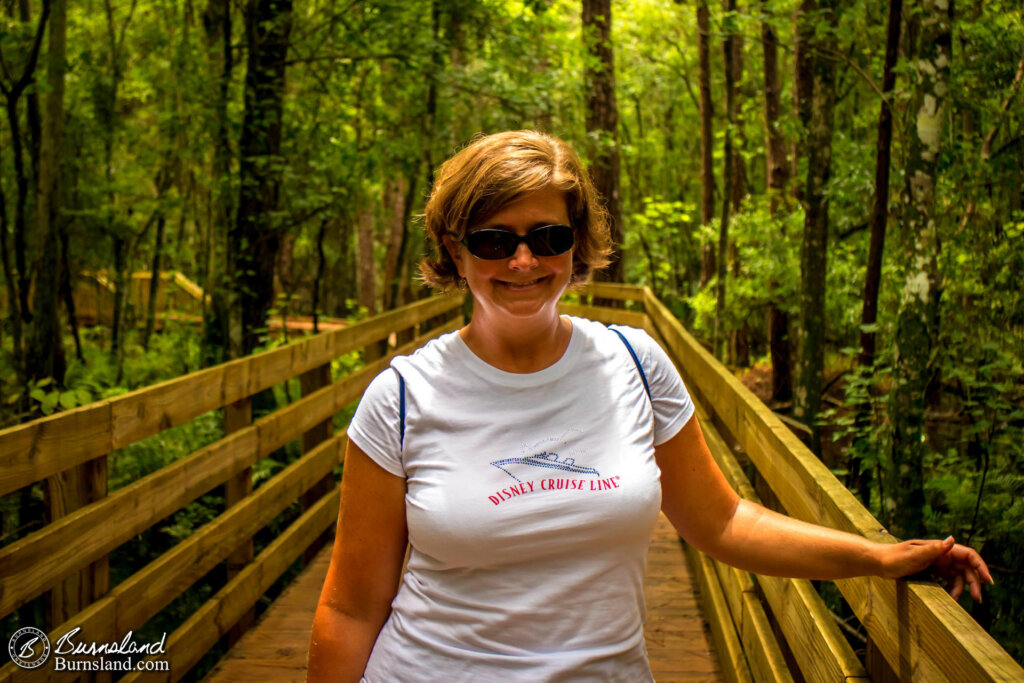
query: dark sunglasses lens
[
  {"left": 466, "top": 230, "right": 518, "bottom": 259},
  {"left": 464, "top": 225, "right": 574, "bottom": 259},
  {"left": 529, "top": 225, "right": 574, "bottom": 256}
]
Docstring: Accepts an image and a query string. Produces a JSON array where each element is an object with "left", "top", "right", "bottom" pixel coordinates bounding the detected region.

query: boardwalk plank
[{"left": 206, "top": 513, "right": 722, "bottom": 682}]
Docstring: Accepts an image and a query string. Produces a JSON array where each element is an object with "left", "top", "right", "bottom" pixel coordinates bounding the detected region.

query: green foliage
[
  {"left": 625, "top": 197, "right": 700, "bottom": 301},
  {"left": 686, "top": 198, "right": 802, "bottom": 351}
]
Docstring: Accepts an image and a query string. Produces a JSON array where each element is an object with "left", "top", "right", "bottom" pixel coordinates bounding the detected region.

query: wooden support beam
[
  {"left": 44, "top": 454, "right": 109, "bottom": 634},
  {"left": 299, "top": 362, "right": 334, "bottom": 564},
  {"left": 223, "top": 396, "right": 253, "bottom": 648}
]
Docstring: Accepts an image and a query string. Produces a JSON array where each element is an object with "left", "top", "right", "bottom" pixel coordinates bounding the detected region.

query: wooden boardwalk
[{"left": 205, "top": 512, "right": 722, "bottom": 682}]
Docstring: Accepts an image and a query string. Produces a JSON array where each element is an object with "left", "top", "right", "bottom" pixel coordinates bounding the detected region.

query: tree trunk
[
  {"left": 715, "top": 0, "right": 737, "bottom": 360},
  {"left": 143, "top": 215, "right": 166, "bottom": 350},
  {"left": 583, "top": 0, "right": 623, "bottom": 283},
  {"left": 382, "top": 178, "right": 407, "bottom": 311},
  {"left": 762, "top": 0, "right": 792, "bottom": 403},
  {"left": 18, "top": 0, "right": 43, "bottom": 199},
  {"left": 852, "top": 0, "right": 901, "bottom": 500},
  {"left": 762, "top": 0, "right": 790, "bottom": 209},
  {"left": 727, "top": 0, "right": 749, "bottom": 366},
  {"left": 889, "top": 0, "right": 950, "bottom": 540},
  {"left": 389, "top": 174, "right": 418, "bottom": 313},
  {"left": 58, "top": 221, "right": 83, "bottom": 363},
  {"left": 312, "top": 217, "right": 327, "bottom": 333},
  {"left": 200, "top": 0, "right": 233, "bottom": 367},
  {"left": 230, "top": 0, "right": 292, "bottom": 357},
  {"left": 794, "top": 0, "right": 839, "bottom": 454},
  {"left": 1, "top": 0, "right": 52, "bottom": 387},
  {"left": 111, "top": 237, "right": 127, "bottom": 383},
  {"left": 697, "top": 0, "right": 716, "bottom": 288},
  {"left": 356, "top": 206, "right": 377, "bottom": 317},
  {"left": 792, "top": 0, "right": 814, "bottom": 202},
  {"left": 26, "top": 0, "right": 67, "bottom": 386}
]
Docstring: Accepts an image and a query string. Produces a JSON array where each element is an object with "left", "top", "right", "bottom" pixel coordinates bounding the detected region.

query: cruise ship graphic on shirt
[{"left": 491, "top": 452, "right": 600, "bottom": 483}]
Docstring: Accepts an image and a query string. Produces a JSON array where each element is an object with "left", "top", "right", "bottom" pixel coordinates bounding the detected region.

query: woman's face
[{"left": 444, "top": 187, "right": 573, "bottom": 323}]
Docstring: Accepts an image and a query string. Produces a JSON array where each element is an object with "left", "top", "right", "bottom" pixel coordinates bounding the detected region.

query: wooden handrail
[
  {"left": 638, "top": 286, "right": 1023, "bottom": 681},
  {"left": 0, "top": 295, "right": 463, "bottom": 683},
  {"left": 0, "top": 294, "right": 463, "bottom": 497}
]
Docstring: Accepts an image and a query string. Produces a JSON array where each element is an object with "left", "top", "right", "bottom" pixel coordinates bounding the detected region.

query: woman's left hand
[{"left": 878, "top": 537, "right": 994, "bottom": 602}]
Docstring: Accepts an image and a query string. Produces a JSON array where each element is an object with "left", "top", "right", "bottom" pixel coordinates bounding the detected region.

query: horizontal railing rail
[{"left": 0, "top": 294, "right": 464, "bottom": 683}]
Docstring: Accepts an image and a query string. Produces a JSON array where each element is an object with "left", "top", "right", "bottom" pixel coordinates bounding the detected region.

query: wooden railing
[
  {"left": 2, "top": 283, "right": 1021, "bottom": 681},
  {"left": 563, "top": 283, "right": 1023, "bottom": 682},
  {"left": 0, "top": 294, "right": 464, "bottom": 682}
]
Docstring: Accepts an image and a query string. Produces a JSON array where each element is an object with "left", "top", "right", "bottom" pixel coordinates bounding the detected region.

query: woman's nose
[{"left": 508, "top": 241, "right": 538, "bottom": 269}]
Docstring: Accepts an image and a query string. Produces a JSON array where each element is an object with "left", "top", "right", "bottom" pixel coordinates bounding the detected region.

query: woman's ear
[{"left": 441, "top": 234, "right": 464, "bottom": 277}]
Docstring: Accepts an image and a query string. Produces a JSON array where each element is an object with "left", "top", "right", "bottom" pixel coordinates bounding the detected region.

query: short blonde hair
[{"left": 420, "top": 130, "right": 612, "bottom": 291}]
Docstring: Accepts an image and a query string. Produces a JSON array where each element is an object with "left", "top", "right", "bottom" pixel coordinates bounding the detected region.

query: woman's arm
[
  {"left": 656, "top": 415, "right": 992, "bottom": 600},
  {"left": 307, "top": 440, "right": 408, "bottom": 682}
]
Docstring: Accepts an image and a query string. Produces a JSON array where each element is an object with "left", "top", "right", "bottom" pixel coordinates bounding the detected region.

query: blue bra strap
[
  {"left": 611, "top": 328, "right": 651, "bottom": 401},
  {"left": 393, "top": 369, "right": 406, "bottom": 449}
]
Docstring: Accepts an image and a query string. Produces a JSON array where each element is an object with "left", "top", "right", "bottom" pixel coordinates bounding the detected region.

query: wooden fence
[
  {"left": 564, "top": 283, "right": 1023, "bottom": 682},
  {"left": 0, "top": 293, "right": 464, "bottom": 682},
  {"left": 2, "top": 282, "right": 1021, "bottom": 681}
]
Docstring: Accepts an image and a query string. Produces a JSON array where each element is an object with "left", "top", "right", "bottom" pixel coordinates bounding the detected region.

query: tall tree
[
  {"left": 0, "top": 0, "right": 51, "bottom": 390},
  {"left": 697, "top": 0, "right": 716, "bottom": 287},
  {"left": 761, "top": 0, "right": 792, "bottom": 403},
  {"left": 791, "top": 0, "right": 813, "bottom": 202},
  {"left": 714, "top": 0, "right": 737, "bottom": 360},
  {"left": 851, "top": 0, "right": 901, "bottom": 499},
  {"left": 794, "top": 0, "right": 839, "bottom": 452},
  {"left": 26, "top": 0, "right": 67, "bottom": 386},
  {"left": 583, "top": 0, "right": 623, "bottom": 282},
  {"left": 889, "top": 0, "right": 951, "bottom": 539},
  {"left": 230, "top": 0, "right": 293, "bottom": 356},
  {"left": 200, "top": 0, "right": 234, "bottom": 365}
]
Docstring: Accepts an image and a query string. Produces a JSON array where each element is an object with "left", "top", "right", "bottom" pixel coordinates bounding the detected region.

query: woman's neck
[{"left": 459, "top": 308, "right": 572, "bottom": 374}]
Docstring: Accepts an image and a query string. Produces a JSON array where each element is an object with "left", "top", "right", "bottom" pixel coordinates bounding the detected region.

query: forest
[{"left": 1, "top": 0, "right": 1023, "bottom": 669}]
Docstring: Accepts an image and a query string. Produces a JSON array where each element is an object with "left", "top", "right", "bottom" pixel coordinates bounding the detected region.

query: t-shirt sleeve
[
  {"left": 612, "top": 325, "right": 695, "bottom": 445},
  {"left": 346, "top": 367, "right": 405, "bottom": 477}
]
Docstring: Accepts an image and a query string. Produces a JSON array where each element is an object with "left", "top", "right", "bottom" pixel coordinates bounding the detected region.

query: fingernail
[{"left": 944, "top": 535, "right": 954, "bottom": 542}]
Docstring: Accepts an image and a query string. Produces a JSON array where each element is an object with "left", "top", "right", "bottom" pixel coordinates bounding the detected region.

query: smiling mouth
[{"left": 499, "top": 277, "right": 545, "bottom": 289}]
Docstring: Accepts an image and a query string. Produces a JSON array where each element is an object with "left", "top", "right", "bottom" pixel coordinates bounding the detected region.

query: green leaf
[{"left": 41, "top": 392, "right": 59, "bottom": 415}]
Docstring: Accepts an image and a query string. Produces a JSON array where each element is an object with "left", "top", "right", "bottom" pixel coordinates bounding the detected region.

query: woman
[{"left": 307, "top": 130, "right": 991, "bottom": 682}]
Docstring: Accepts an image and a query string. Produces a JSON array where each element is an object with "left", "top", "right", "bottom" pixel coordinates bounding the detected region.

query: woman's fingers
[
  {"left": 965, "top": 567, "right": 982, "bottom": 603},
  {"left": 950, "top": 573, "right": 965, "bottom": 601},
  {"left": 961, "top": 545, "right": 994, "bottom": 584},
  {"left": 884, "top": 539, "right": 992, "bottom": 603}
]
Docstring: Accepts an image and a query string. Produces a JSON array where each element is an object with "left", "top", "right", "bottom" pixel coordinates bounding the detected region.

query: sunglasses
[{"left": 460, "top": 224, "right": 575, "bottom": 260}]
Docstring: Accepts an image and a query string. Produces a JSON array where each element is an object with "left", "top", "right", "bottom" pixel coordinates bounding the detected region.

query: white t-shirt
[{"left": 348, "top": 317, "right": 694, "bottom": 682}]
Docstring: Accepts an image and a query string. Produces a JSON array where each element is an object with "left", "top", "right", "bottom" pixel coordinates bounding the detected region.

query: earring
[{"left": 457, "top": 277, "right": 468, "bottom": 292}]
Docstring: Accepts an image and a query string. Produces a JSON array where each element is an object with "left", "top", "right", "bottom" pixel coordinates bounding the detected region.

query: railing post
[
  {"left": 867, "top": 638, "right": 900, "bottom": 682},
  {"left": 300, "top": 362, "right": 334, "bottom": 563},
  {"left": 45, "top": 456, "right": 109, "bottom": 630},
  {"left": 224, "top": 396, "right": 254, "bottom": 646}
]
